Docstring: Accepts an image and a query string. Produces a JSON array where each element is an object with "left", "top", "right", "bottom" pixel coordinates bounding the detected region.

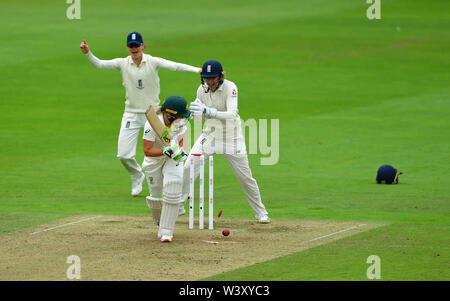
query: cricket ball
[{"left": 222, "top": 229, "right": 230, "bottom": 236}]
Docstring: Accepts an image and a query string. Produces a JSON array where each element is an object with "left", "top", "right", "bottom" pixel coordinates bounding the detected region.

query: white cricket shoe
[
  {"left": 131, "top": 172, "right": 145, "bottom": 196},
  {"left": 161, "top": 235, "right": 173, "bottom": 243},
  {"left": 257, "top": 214, "right": 271, "bottom": 224}
]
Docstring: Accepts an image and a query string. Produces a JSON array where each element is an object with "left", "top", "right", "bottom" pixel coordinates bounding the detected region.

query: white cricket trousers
[
  {"left": 182, "top": 134, "right": 268, "bottom": 219},
  {"left": 117, "top": 112, "right": 146, "bottom": 182}
]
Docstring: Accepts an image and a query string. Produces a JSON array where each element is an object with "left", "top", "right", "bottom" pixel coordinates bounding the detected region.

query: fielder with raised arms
[
  {"left": 80, "top": 32, "right": 201, "bottom": 196},
  {"left": 142, "top": 95, "right": 190, "bottom": 242},
  {"left": 183, "top": 60, "right": 270, "bottom": 223}
]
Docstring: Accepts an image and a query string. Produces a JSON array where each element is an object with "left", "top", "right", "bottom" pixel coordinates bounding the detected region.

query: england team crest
[{"left": 137, "top": 79, "right": 144, "bottom": 89}]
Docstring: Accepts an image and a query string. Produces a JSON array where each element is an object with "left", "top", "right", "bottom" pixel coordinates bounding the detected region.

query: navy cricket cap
[
  {"left": 127, "top": 32, "right": 143, "bottom": 46},
  {"left": 376, "top": 165, "right": 401, "bottom": 184},
  {"left": 201, "top": 60, "right": 223, "bottom": 78}
]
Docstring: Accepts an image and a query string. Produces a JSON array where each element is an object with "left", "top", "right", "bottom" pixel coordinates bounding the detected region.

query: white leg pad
[
  {"left": 146, "top": 196, "right": 162, "bottom": 225},
  {"left": 158, "top": 182, "right": 183, "bottom": 238}
]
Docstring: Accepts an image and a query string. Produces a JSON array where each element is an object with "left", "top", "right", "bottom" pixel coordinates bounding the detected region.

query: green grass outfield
[{"left": 1, "top": 0, "right": 449, "bottom": 280}]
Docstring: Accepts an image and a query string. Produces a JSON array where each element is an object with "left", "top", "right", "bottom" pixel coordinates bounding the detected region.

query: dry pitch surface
[{"left": 0, "top": 215, "right": 383, "bottom": 280}]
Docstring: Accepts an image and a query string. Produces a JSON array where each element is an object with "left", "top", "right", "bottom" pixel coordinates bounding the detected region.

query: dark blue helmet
[
  {"left": 201, "top": 60, "right": 225, "bottom": 92},
  {"left": 376, "top": 165, "right": 401, "bottom": 184},
  {"left": 201, "top": 60, "right": 223, "bottom": 78}
]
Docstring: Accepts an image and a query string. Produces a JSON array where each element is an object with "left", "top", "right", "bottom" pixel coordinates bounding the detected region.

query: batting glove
[{"left": 163, "top": 142, "right": 187, "bottom": 162}]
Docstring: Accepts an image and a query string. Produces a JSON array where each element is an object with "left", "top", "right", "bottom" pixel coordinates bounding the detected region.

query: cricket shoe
[
  {"left": 161, "top": 235, "right": 173, "bottom": 243},
  {"left": 257, "top": 214, "right": 271, "bottom": 224},
  {"left": 131, "top": 172, "right": 145, "bottom": 196}
]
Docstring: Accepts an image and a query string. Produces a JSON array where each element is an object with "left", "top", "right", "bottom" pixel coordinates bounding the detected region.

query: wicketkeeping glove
[
  {"left": 190, "top": 101, "right": 217, "bottom": 119},
  {"left": 163, "top": 142, "right": 187, "bottom": 161}
]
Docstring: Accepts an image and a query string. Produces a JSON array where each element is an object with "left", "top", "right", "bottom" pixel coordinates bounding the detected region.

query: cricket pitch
[{"left": 0, "top": 215, "right": 383, "bottom": 280}]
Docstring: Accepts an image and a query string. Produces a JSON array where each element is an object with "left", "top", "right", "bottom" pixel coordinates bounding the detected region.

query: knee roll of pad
[{"left": 163, "top": 182, "right": 183, "bottom": 205}]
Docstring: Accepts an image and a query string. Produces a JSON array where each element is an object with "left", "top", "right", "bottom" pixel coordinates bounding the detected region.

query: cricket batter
[
  {"left": 182, "top": 60, "right": 270, "bottom": 223},
  {"left": 79, "top": 32, "right": 201, "bottom": 196},
  {"left": 142, "top": 95, "right": 190, "bottom": 242}
]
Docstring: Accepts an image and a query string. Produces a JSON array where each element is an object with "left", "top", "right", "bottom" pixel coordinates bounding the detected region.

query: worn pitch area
[{"left": 0, "top": 215, "right": 383, "bottom": 280}]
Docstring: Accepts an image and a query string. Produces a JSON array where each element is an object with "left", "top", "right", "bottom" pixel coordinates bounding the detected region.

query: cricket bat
[{"left": 145, "top": 106, "right": 172, "bottom": 147}]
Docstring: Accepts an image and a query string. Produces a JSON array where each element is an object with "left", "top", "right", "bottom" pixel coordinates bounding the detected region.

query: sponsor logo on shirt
[{"left": 232, "top": 89, "right": 237, "bottom": 96}]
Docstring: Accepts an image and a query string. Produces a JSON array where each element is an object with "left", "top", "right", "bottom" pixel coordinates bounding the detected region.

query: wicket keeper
[{"left": 182, "top": 60, "right": 270, "bottom": 223}]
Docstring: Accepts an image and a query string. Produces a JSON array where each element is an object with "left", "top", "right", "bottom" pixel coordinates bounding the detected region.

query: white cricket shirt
[
  {"left": 196, "top": 79, "right": 243, "bottom": 141},
  {"left": 86, "top": 51, "right": 199, "bottom": 113}
]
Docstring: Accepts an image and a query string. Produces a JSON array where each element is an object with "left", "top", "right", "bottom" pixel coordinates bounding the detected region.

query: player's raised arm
[
  {"left": 152, "top": 57, "right": 201, "bottom": 73},
  {"left": 80, "top": 40, "right": 89, "bottom": 54},
  {"left": 80, "top": 40, "right": 122, "bottom": 70}
]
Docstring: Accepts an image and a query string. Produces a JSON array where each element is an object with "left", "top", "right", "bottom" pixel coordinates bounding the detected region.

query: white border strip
[
  {"left": 29, "top": 215, "right": 103, "bottom": 235},
  {"left": 300, "top": 223, "right": 367, "bottom": 245},
  {"left": 201, "top": 240, "right": 241, "bottom": 245},
  {"left": 202, "top": 240, "right": 219, "bottom": 245}
]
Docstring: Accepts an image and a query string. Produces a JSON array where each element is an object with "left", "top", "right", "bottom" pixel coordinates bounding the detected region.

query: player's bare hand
[
  {"left": 80, "top": 40, "right": 89, "bottom": 54},
  {"left": 197, "top": 68, "right": 202, "bottom": 74}
]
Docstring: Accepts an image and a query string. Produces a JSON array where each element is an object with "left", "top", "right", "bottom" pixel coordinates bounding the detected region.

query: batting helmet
[
  {"left": 201, "top": 60, "right": 223, "bottom": 78},
  {"left": 161, "top": 95, "right": 190, "bottom": 118},
  {"left": 376, "top": 165, "right": 401, "bottom": 184}
]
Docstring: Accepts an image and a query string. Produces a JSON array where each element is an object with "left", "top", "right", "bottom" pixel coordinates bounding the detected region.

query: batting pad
[
  {"left": 146, "top": 196, "right": 162, "bottom": 225},
  {"left": 159, "top": 182, "right": 183, "bottom": 236}
]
